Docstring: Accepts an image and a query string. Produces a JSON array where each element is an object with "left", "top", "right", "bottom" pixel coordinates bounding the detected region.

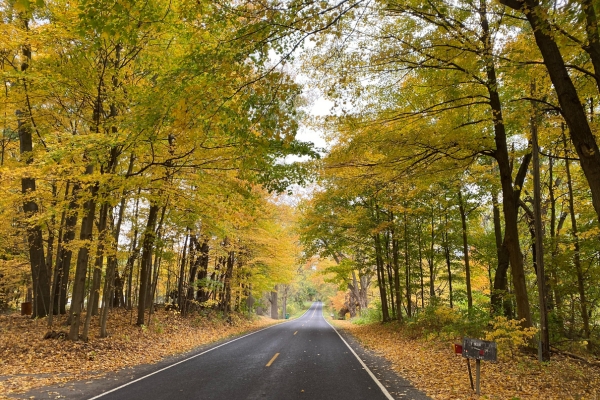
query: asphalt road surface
[{"left": 84, "top": 302, "right": 395, "bottom": 400}]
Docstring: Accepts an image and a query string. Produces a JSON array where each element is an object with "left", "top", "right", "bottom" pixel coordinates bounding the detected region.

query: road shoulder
[
  {"left": 333, "top": 323, "right": 431, "bottom": 400},
  {"left": 11, "top": 321, "right": 285, "bottom": 400}
]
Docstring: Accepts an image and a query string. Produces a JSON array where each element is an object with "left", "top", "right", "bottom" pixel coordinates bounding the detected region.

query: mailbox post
[{"left": 461, "top": 338, "right": 497, "bottom": 395}]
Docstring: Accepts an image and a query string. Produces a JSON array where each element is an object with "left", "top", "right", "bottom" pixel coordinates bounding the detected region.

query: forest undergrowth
[
  {"left": 0, "top": 310, "right": 278, "bottom": 399},
  {"left": 335, "top": 319, "right": 600, "bottom": 400}
]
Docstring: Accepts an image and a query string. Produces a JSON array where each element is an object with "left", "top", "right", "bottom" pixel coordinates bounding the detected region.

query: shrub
[
  {"left": 484, "top": 316, "right": 538, "bottom": 360},
  {"left": 353, "top": 301, "right": 382, "bottom": 325}
]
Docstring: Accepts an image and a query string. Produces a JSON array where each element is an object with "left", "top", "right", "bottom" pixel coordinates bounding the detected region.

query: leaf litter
[
  {"left": 0, "top": 310, "right": 279, "bottom": 399},
  {"left": 334, "top": 320, "right": 600, "bottom": 400}
]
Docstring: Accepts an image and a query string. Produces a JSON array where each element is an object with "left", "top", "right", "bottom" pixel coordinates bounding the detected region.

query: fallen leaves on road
[
  {"left": 0, "top": 310, "right": 278, "bottom": 399},
  {"left": 335, "top": 320, "right": 600, "bottom": 399}
]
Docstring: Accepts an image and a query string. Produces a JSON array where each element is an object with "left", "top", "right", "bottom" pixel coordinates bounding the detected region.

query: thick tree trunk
[
  {"left": 480, "top": 0, "right": 531, "bottom": 326},
  {"left": 531, "top": 103, "right": 550, "bottom": 360},
  {"left": 18, "top": 41, "right": 50, "bottom": 319},
  {"left": 498, "top": 0, "right": 600, "bottom": 224},
  {"left": 489, "top": 147, "right": 531, "bottom": 319},
  {"left": 491, "top": 190, "right": 508, "bottom": 315},
  {"left": 270, "top": 290, "right": 278, "bottom": 319},
  {"left": 137, "top": 204, "right": 159, "bottom": 325}
]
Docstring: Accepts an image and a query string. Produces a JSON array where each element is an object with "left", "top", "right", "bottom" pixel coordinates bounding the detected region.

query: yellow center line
[
  {"left": 266, "top": 353, "right": 280, "bottom": 367},
  {"left": 294, "top": 331, "right": 298, "bottom": 335}
]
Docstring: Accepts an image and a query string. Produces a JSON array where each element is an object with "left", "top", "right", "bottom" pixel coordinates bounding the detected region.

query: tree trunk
[
  {"left": 498, "top": 0, "right": 600, "bottom": 225},
  {"left": 403, "top": 212, "right": 411, "bottom": 318},
  {"left": 374, "top": 233, "right": 391, "bottom": 322},
  {"left": 490, "top": 189, "right": 511, "bottom": 316},
  {"left": 186, "top": 234, "right": 201, "bottom": 310},
  {"left": 458, "top": 191, "right": 472, "bottom": 314},
  {"left": 126, "top": 190, "right": 142, "bottom": 309},
  {"left": 196, "top": 239, "right": 210, "bottom": 302},
  {"left": 53, "top": 183, "right": 79, "bottom": 315},
  {"left": 270, "top": 290, "right": 278, "bottom": 319},
  {"left": 18, "top": 39, "right": 50, "bottom": 319},
  {"left": 91, "top": 203, "right": 109, "bottom": 316},
  {"left": 417, "top": 220, "right": 425, "bottom": 309},
  {"left": 428, "top": 207, "right": 436, "bottom": 301},
  {"left": 137, "top": 204, "right": 159, "bottom": 326},
  {"left": 100, "top": 193, "right": 127, "bottom": 337},
  {"left": 391, "top": 220, "right": 402, "bottom": 321},
  {"left": 223, "top": 250, "right": 235, "bottom": 314},
  {"left": 531, "top": 98, "right": 550, "bottom": 360},
  {"left": 563, "top": 132, "right": 592, "bottom": 350},
  {"left": 442, "top": 216, "right": 453, "bottom": 309},
  {"left": 68, "top": 167, "right": 97, "bottom": 341},
  {"left": 479, "top": 0, "right": 531, "bottom": 326},
  {"left": 82, "top": 202, "right": 108, "bottom": 341},
  {"left": 177, "top": 232, "right": 189, "bottom": 313}
]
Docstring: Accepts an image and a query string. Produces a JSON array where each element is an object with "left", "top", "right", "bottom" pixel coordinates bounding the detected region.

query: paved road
[{"left": 89, "top": 302, "right": 394, "bottom": 400}]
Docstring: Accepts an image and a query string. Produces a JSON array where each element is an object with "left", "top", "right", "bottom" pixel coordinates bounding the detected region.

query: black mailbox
[{"left": 462, "top": 337, "right": 497, "bottom": 362}]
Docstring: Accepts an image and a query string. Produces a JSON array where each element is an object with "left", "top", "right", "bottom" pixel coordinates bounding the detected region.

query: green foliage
[
  {"left": 353, "top": 301, "right": 383, "bottom": 325},
  {"left": 402, "top": 302, "right": 491, "bottom": 341}
]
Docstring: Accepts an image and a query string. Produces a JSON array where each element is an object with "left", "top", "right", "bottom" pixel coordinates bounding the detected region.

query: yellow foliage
[
  {"left": 484, "top": 317, "right": 538, "bottom": 360},
  {"left": 330, "top": 290, "right": 347, "bottom": 313}
]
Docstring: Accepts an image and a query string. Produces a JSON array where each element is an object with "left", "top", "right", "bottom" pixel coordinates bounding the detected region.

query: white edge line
[
  {"left": 88, "top": 305, "right": 315, "bottom": 400},
  {"left": 323, "top": 312, "right": 395, "bottom": 400}
]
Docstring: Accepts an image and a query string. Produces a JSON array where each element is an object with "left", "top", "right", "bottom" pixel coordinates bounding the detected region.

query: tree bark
[
  {"left": 137, "top": 204, "right": 159, "bottom": 325},
  {"left": 417, "top": 219, "right": 425, "bottom": 309},
  {"left": 479, "top": 0, "right": 531, "bottom": 326},
  {"left": 374, "top": 233, "right": 391, "bottom": 322},
  {"left": 563, "top": 132, "right": 591, "bottom": 350},
  {"left": 18, "top": 38, "right": 50, "bottom": 319},
  {"left": 428, "top": 207, "right": 436, "bottom": 301},
  {"left": 68, "top": 167, "right": 97, "bottom": 341},
  {"left": 82, "top": 202, "right": 108, "bottom": 341},
  {"left": 53, "top": 183, "right": 79, "bottom": 315},
  {"left": 403, "top": 212, "right": 411, "bottom": 317},
  {"left": 196, "top": 239, "right": 210, "bottom": 302},
  {"left": 498, "top": 0, "right": 600, "bottom": 224},
  {"left": 177, "top": 232, "right": 189, "bottom": 313},
  {"left": 458, "top": 191, "right": 473, "bottom": 314},
  {"left": 391, "top": 217, "right": 402, "bottom": 321},
  {"left": 270, "top": 289, "right": 278, "bottom": 319},
  {"left": 442, "top": 214, "right": 453, "bottom": 309}
]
